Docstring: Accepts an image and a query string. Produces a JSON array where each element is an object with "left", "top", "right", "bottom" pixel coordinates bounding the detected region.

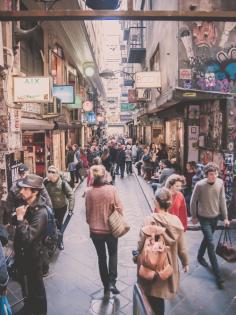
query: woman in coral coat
[{"left": 165, "top": 174, "right": 188, "bottom": 231}]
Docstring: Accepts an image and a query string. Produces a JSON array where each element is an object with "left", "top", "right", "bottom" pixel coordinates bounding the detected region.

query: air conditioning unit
[
  {"left": 136, "top": 89, "right": 151, "bottom": 101},
  {"left": 44, "top": 97, "right": 61, "bottom": 115}
]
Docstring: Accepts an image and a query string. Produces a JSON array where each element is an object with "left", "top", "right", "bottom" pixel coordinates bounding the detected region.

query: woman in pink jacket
[{"left": 85, "top": 165, "right": 124, "bottom": 300}]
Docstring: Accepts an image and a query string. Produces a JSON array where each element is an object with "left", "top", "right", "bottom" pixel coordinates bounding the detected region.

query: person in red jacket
[{"left": 165, "top": 174, "right": 188, "bottom": 231}]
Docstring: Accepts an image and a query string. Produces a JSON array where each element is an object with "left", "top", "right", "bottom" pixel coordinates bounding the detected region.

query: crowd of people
[{"left": 0, "top": 135, "right": 231, "bottom": 315}]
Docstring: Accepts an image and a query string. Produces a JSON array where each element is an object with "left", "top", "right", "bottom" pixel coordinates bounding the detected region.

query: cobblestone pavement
[{"left": 8, "top": 173, "right": 236, "bottom": 315}]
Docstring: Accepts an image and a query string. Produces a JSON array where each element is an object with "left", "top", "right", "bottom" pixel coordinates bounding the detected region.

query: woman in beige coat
[{"left": 135, "top": 188, "right": 189, "bottom": 315}]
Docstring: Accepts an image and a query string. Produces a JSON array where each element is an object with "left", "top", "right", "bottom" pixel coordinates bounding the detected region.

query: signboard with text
[
  {"left": 14, "top": 77, "right": 52, "bottom": 103},
  {"left": 135, "top": 71, "right": 161, "bottom": 88},
  {"left": 120, "top": 103, "right": 135, "bottom": 112},
  {"left": 52, "top": 85, "right": 75, "bottom": 104}
]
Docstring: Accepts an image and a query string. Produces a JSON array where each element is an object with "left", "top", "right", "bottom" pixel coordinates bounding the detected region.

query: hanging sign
[
  {"left": 83, "top": 101, "right": 93, "bottom": 112},
  {"left": 14, "top": 77, "right": 52, "bottom": 103}
]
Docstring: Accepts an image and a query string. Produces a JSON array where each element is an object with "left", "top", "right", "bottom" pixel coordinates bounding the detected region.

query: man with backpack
[
  {"left": 14, "top": 174, "right": 48, "bottom": 315},
  {"left": 44, "top": 166, "right": 75, "bottom": 250}
]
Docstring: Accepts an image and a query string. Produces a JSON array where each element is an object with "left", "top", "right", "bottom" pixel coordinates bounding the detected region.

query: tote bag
[{"left": 108, "top": 210, "right": 130, "bottom": 238}]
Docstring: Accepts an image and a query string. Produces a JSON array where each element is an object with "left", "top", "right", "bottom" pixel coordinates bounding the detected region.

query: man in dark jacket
[
  {"left": 117, "top": 145, "right": 126, "bottom": 178},
  {"left": 14, "top": 174, "right": 48, "bottom": 315},
  {"left": 6, "top": 164, "right": 52, "bottom": 217}
]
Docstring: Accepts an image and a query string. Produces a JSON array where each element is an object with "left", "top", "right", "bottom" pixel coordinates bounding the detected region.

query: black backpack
[
  {"left": 86, "top": 0, "right": 120, "bottom": 10},
  {"left": 44, "top": 206, "right": 60, "bottom": 256}
]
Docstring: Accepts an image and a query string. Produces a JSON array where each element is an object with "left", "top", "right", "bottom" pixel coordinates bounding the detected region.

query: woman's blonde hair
[
  {"left": 165, "top": 174, "right": 184, "bottom": 189},
  {"left": 90, "top": 165, "right": 106, "bottom": 185}
]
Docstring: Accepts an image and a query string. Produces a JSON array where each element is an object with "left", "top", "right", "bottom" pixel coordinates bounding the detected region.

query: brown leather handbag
[{"left": 216, "top": 228, "right": 236, "bottom": 263}]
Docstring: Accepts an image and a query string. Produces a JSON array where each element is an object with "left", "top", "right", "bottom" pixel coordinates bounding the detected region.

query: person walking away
[
  {"left": 80, "top": 149, "right": 89, "bottom": 177},
  {"left": 135, "top": 188, "right": 189, "bottom": 315},
  {"left": 101, "top": 148, "right": 112, "bottom": 172},
  {"left": 125, "top": 145, "right": 132, "bottom": 175},
  {"left": 192, "top": 163, "right": 204, "bottom": 190},
  {"left": 85, "top": 165, "right": 124, "bottom": 299},
  {"left": 190, "top": 162, "right": 229, "bottom": 289},
  {"left": 73, "top": 144, "right": 83, "bottom": 183},
  {"left": 66, "top": 144, "right": 76, "bottom": 188},
  {"left": 44, "top": 166, "right": 75, "bottom": 250},
  {"left": 165, "top": 174, "right": 188, "bottom": 231},
  {"left": 14, "top": 174, "right": 48, "bottom": 315},
  {"left": 117, "top": 145, "right": 126, "bottom": 179},
  {"left": 131, "top": 143, "right": 138, "bottom": 163},
  {"left": 142, "top": 147, "right": 152, "bottom": 181},
  {"left": 184, "top": 161, "right": 197, "bottom": 216}
]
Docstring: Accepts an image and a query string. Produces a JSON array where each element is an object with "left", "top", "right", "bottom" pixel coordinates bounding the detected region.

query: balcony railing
[
  {"left": 122, "top": 66, "right": 134, "bottom": 86},
  {"left": 127, "top": 26, "right": 146, "bottom": 63}
]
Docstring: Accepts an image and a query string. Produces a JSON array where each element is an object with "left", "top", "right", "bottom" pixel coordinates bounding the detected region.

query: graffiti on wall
[{"left": 179, "top": 22, "right": 236, "bottom": 93}]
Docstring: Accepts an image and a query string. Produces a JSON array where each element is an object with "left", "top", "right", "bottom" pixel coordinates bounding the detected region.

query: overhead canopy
[{"left": 21, "top": 118, "right": 54, "bottom": 131}]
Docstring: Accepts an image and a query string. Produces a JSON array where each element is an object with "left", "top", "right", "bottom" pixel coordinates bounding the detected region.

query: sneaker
[
  {"left": 197, "top": 256, "right": 209, "bottom": 268},
  {"left": 109, "top": 283, "right": 120, "bottom": 295}
]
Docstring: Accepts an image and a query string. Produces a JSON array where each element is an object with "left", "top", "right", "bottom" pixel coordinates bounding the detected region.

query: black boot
[{"left": 58, "top": 240, "right": 64, "bottom": 250}]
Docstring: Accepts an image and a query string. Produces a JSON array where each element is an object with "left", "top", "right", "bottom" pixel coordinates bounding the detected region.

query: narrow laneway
[{"left": 8, "top": 174, "right": 236, "bottom": 315}]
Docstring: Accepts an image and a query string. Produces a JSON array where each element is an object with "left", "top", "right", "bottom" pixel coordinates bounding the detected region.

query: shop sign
[
  {"left": 67, "top": 95, "right": 82, "bottom": 109},
  {"left": 83, "top": 101, "right": 93, "bottom": 112},
  {"left": 22, "top": 103, "right": 41, "bottom": 114},
  {"left": 120, "top": 114, "right": 132, "bottom": 122},
  {"left": 188, "top": 125, "right": 199, "bottom": 161},
  {"left": 120, "top": 103, "right": 135, "bottom": 112},
  {"left": 8, "top": 108, "right": 21, "bottom": 132},
  {"left": 14, "top": 77, "right": 52, "bottom": 103},
  {"left": 52, "top": 85, "right": 75, "bottom": 104},
  {"left": 85, "top": 112, "right": 96, "bottom": 124},
  {"left": 128, "top": 89, "right": 137, "bottom": 103},
  {"left": 135, "top": 71, "right": 161, "bottom": 89},
  {"left": 179, "top": 69, "right": 192, "bottom": 80},
  {"left": 183, "top": 92, "right": 197, "bottom": 97}
]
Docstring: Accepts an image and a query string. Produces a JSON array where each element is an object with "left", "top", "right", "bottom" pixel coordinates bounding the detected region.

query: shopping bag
[
  {"left": 0, "top": 296, "right": 12, "bottom": 315},
  {"left": 108, "top": 210, "right": 130, "bottom": 238},
  {"left": 216, "top": 228, "right": 236, "bottom": 262}
]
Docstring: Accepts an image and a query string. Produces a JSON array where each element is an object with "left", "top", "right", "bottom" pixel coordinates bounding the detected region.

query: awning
[
  {"left": 54, "top": 122, "right": 69, "bottom": 130},
  {"left": 21, "top": 118, "right": 54, "bottom": 131}
]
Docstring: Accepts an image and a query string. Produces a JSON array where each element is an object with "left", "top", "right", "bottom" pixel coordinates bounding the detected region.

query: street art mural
[{"left": 179, "top": 22, "right": 236, "bottom": 93}]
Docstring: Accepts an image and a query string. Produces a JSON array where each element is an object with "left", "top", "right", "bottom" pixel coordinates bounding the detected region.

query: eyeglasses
[{"left": 48, "top": 170, "right": 56, "bottom": 174}]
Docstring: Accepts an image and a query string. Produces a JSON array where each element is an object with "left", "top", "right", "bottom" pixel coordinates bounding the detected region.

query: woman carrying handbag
[{"left": 85, "top": 165, "right": 125, "bottom": 300}]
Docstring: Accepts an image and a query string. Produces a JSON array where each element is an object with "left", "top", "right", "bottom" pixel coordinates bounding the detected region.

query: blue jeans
[{"left": 198, "top": 216, "right": 221, "bottom": 279}]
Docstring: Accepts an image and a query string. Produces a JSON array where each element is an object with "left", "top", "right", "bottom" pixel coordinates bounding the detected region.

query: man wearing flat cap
[
  {"left": 6, "top": 164, "right": 52, "bottom": 219},
  {"left": 14, "top": 174, "right": 48, "bottom": 315}
]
